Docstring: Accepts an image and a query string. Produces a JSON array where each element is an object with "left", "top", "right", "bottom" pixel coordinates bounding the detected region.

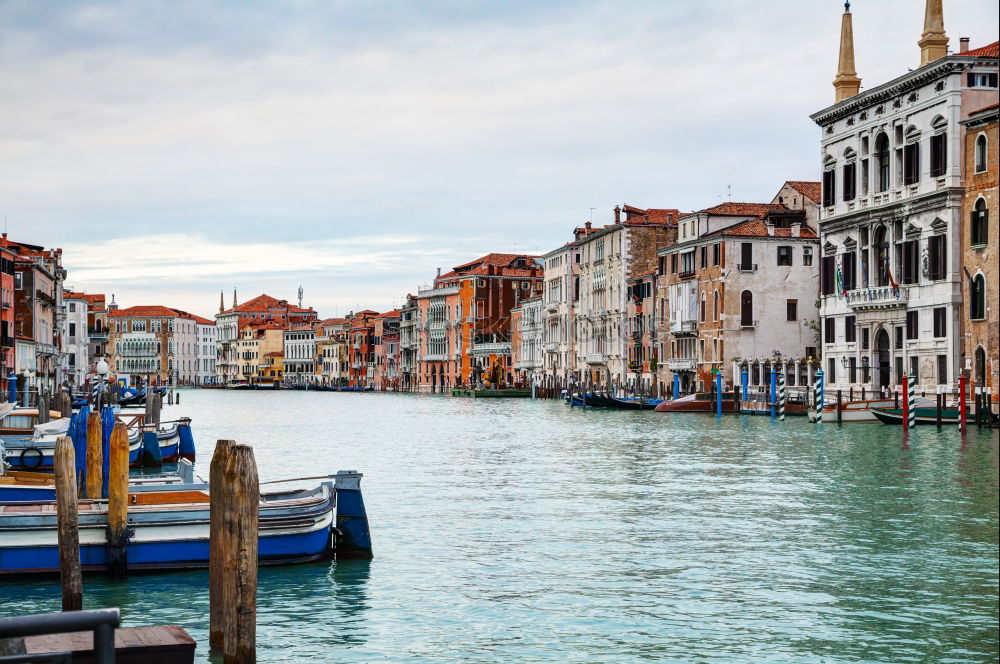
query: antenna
[
  {"left": 590, "top": 208, "right": 595, "bottom": 223},
  {"left": 727, "top": 184, "right": 732, "bottom": 200}
]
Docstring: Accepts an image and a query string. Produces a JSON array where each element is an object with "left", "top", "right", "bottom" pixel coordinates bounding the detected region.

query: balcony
[
  {"left": 469, "top": 342, "right": 512, "bottom": 357},
  {"left": 545, "top": 300, "right": 560, "bottom": 313},
  {"left": 737, "top": 263, "right": 758, "bottom": 273},
  {"left": 668, "top": 358, "right": 696, "bottom": 371},
  {"left": 0, "top": 299, "right": 10, "bottom": 309},
  {"left": 543, "top": 342, "right": 559, "bottom": 352},
  {"left": 678, "top": 269, "right": 695, "bottom": 280},
  {"left": 845, "top": 285, "right": 910, "bottom": 310},
  {"left": 585, "top": 352, "right": 606, "bottom": 366},
  {"left": 417, "top": 284, "right": 460, "bottom": 297},
  {"left": 670, "top": 320, "right": 697, "bottom": 336},
  {"left": 423, "top": 353, "right": 449, "bottom": 361}
]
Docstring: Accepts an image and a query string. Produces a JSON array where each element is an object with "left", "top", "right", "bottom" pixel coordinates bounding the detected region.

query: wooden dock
[{"left": 23, "top": 625, "right": 195, "bottom": 663}]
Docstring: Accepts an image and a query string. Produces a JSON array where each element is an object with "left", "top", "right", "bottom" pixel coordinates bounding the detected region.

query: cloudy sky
[{"left": 1, "top": 0, "right": 997, "bottom": 317}]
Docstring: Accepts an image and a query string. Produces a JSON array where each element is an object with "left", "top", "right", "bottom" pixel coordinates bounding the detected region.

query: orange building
[{"left": 348, "top": 310, "right": 379, "bottom": 388}]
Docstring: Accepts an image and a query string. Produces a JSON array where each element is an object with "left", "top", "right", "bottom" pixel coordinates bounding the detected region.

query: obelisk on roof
[
  {"left": 833, "top": 1, "right": 861, "bottom": 103},
  {"left": 918, "top": 0, "right": 948, "bottom": 66}
]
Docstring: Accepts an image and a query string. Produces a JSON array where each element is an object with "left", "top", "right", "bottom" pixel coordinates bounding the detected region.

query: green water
[{"left": 2, "top": 392, "right": 998, "bottom": 663}]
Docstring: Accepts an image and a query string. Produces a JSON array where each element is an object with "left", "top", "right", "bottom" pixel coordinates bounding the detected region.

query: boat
[
  {"left": 0, "top": 469, "right": 373, "bottom": 573},
  {"left": 807, "top": 397, "right": 932, "bottom": 422},
  {"left": 0, "top": 404, "right": 64, "bottom": 437},
  {"left": 654, "top": 392, "right": 737, "bottom": 412},
  {"left": 0, "top": 466, "right": 197, "bottom": 502},
  {"left": 870, "top": 405, "right": 967, "bottom": 425},
  {"left": 227, "top": 380, "right": 254, "bottom": 390},
  {"left": 2, "top": 416, "right": 194, "bottom": 471}
]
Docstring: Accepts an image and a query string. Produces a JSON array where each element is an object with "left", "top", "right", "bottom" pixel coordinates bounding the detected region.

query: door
[{"left": 875, "top": 329, "right": 890, "bottom": 392}]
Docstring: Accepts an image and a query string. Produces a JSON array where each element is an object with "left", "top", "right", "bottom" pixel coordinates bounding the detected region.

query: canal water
[{"left": 2, "top": 391, "right": 997, "bottom": 663}]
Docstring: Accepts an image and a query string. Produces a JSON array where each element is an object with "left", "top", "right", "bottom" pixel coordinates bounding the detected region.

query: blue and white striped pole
[
  {"left": 779, "top": 370, "right": 786, "bottom": 422},
  {"left": 672, "top": 373, "right": 679, "bottom": 400},
  {"left": 769, "top": 368, "right": 777, "bottom": 420},
  {"left": 814, "top": 369, "right": 825, "bottom": 424},
  {"left": 741, "top": 368, "right": 748, "bottom": 403},
  {"left": 907, "top": 372, "right": 916, "bottom": 429}
]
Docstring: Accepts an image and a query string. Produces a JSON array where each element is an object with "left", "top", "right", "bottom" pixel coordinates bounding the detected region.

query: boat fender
[{"left": 20, "top": 447, "right": 44, "bottom": 469}]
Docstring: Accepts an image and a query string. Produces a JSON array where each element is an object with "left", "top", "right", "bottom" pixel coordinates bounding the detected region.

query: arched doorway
[
  {"left": 974, "top": 347, "right": 986, "bottom": 385},
  {"left": 875, "top": 328, "right": 891, "bottom": 392},
  {"left": 873, "top": 225, "right": 890, "bottom": 286}
]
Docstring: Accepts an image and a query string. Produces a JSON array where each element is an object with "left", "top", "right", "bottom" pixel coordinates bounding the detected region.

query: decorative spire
[
  {"left": 232, "top": 287, "right": 237, "bottom": 309},
  {"left": 918, "top": 0, "right": 948, "bottom": 66},
  {"left": 219, "top": 290, "right": 224, "bottom": 313},
  {"left": 833, "top": 1, "right": 861, "bottom": 103}
]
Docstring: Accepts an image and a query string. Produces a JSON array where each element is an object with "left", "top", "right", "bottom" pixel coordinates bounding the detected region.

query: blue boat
[{"left": 0, "top": 470, "right": 372, "bottom": 573}]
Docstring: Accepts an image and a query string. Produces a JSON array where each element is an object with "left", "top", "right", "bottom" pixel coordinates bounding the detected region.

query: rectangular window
[
  {"left": 786, "top": 299, "right": 798, "bottom": 321},
  {"left": 740, "top": 243, "right": 754, "bottom": 270},
  {"left": 845, "top": 315, "right": 857, "bottom": 342},
  {"left": 927, "top": 235, "right": 947, "bottom": 280},
  {"left": 843, "top": 252, "right": 856, "bottom": 290},
  {"left": 806, "top": 346, "right": 817, "bottom": 360},
  {"left": 823, "top": 169, "right": 836, "bottom": 207},
  {"left": 13, "top": 272, "right": 21, "bottom": 290},
  {"left": 777, "top": 246, "right": 792, "bottom": 266},
  {"left": 670, "top": 253, "right": 677, "bottom": 273},
  {"left": 803, "top": 247, "right": 813, "bottom": 266},
  {"left": 821, "top": 255, "right": 835, "bottom": 295},
  {"left": 937, "top": 354, "right": 948, "bottom": 384},
  {"left": 827, "top": 357, "right": 836, "bottom": 384},
  {"left": 910, "top": 356, "right": 919, "bottom": 383},
  {"left": 967, "top": 72, "right": 999, "bottom": 88},
  {"left": 929, "top": 133, "right": 946, "bottom": 177},
  {"left": 862, "top": 327, "right": 870, "bottom": 350},
  {"left": 933, "top": 307, "right": 946, "bottom": 337},
  {"left": 895, "top": 356, "right": 903, "bottom": 384},
  {"left": 903, "top": 143, "right": 919, "bottom": 185},
  {"left": 849, "top": 356, "right": 857, "bottom": 384},
  {"left": 824, "top": 317, "right": 835, "bottom": 344},
  {"left": 843, "top": 162, "right": 856, "bottom": 201},
  {"left": 906, "top": 310, "right": 918, "bottom": 339},
  {"left": 901, "top": 240, "right": 919, "bottom": 284},
  {"left": 895, "top": 326, "right": 904, "bottom": 350},
  {"left": 861, "top": 158, "right": 870, "bottom": 195},
  {"left": 700, "top": 246, "right": 707, "bottom": 269},
  {"left": 712, "top": 243, "right": 720, "bottom": 266}
]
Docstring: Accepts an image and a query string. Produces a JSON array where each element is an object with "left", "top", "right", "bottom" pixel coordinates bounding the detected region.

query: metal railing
[{"left": 0, "top": 608, "right": 119, "bottom": 664}]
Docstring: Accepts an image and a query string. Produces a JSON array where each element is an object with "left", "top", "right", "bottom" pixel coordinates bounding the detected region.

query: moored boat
[
  {"left": 0, "top": 470, "right": 372, "bottom": 573},
  {"left": 870, "top": 406, "right": 967, "bottom": 425},
  {"left": 807, "top": 398, "right": 932, "bottom": 422},
  {"left": 654, "top": 393, "right": 736, "bottom": 412}
]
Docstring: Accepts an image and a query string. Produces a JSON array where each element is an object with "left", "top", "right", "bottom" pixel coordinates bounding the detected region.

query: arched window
[
  {"left": 970, "top": 275, "right": 986, "bottom": 320},
  {"left": 740, "top": 291, "right": 753, "bottom": 327},
  {"left": 713, "top": 291, "right": 720, "bottom": 321},
  {"left": 700, "top": 294, "right": 706, "bottom": 322},
  {"left": 971, "top": 198, "right": 988, "bottom": 246},
  {"left": 975, "top": 134, "right": 988, "bottom": 173},
  {"left": 875, "top": 132, "right": 891, "bottom": 192}
]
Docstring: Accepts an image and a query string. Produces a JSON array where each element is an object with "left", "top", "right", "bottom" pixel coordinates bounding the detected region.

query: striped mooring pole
[
  {"left": 814, "top": 369, "right": 824, "bottom": 424},
  {"left": 769, "top": 368, "right": 777, "bottom": 420},
  {"left": 907, "top": 373, "right": 916, "bottom": 430},
  {"left": 778, "top": 370, "right": 786, "bottom": 422}
]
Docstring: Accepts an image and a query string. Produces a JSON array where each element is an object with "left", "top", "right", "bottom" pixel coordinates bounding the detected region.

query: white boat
[{"left": 807, "top": 397, "right": 935, "bottom": 422}]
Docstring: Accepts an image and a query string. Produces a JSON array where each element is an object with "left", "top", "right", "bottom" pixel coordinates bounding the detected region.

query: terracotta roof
[
  {"left": 220, "top": 293, "right": 315, "bottom": 315},
  {"left": 963, "top": 41, "right": 999, "bottom": 58},
  {"left": 108, "top": 305, "right": 182, "bottom": 318},
  {"left": 702, "top": 218, "right": 818, "bottom": 239},
  {"left": 696, "top": 202, "right": 785, "bottom": 218},
  {"left": 265, "top": 351, "right": 283, "bottom": 357},
  {"left": 622, "top": 205, "right": 681, "bottom": 225},
  {"left": 168, "top": 308, "right": 215, "bottom": 325},
  {"left": 317, "top": 317, "right": 348, "bottom": 326},
  {"left": 784, "top": 181, "right": 821, "bottom": 203},
  {"left": 969, "top": 102, "right": 999, "bottom": 116},
  {"left": 377, "top": 309, "right": 401, "bottom": 318},
  {"left": 450, "top": 253, "right": 541, "bottom": 272}
]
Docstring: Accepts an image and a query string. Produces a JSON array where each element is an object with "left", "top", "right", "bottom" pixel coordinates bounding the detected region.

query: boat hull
[{"left": 870, "top": 407, "right": 964, "bottom": 425}]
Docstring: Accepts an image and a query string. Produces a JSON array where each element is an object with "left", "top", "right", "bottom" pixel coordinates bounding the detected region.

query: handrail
[{"left": 0, "top": 608, "right": 119, "bottom": 664}]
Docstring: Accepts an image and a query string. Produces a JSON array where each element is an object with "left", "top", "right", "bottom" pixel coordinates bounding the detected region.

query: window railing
[{"left": 737, "top": 263, "right": 758, "bottom": 273}]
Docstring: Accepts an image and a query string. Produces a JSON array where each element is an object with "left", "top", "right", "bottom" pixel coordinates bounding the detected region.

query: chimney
[
  {"left": 959, "top": 37, "right": 969, "bottom": 53},
  {"left": 436, "top": 267, "right": 441, "bottom": 277},
  {"left": 585, "top": 221, "right": 592, "bottom": 233},
  {"left": 791, "top": 222, "right": 802, "bottom": 238},
  {"left": 614, "top": 206, "right": 621, "bottom": 224}
]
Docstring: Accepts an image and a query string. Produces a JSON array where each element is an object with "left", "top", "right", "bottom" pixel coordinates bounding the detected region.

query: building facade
[
  {"left": 62, "top": 292, "right": 90, "bottom": 387},
  {"left": 961, "top": 102, "right": 999, "bottom": 401},
  {"left": 541, "top": 243, "right": 580, "bottom": 385},
  {"left": 810, "top": 0, "right": 998, "bottom": 394}
]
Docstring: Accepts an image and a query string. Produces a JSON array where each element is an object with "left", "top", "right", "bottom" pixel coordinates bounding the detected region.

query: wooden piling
[
  {"left": 209, "top": 440, "right": 236, "bottom": 649},
  {"left": 936, "top": 392, "right": 942, "bottom": 429},
  {"left": 85, "top": 411, "right": 103, "bottom": 499},
  {"left": 214, "top": 443, "right": 259, "bottom": 664},
  {"left": 836, "top": 389, "right": 842, "bottom": 424},
  {"left": 54, "top": 436, "right": 82, "bottom": 611},
  {"left": 60, "top": 391, "right": 73, "bottom": 418},
  {"left": 176, "top": 391, "right": 180, "bottom": 404},
  {"left": 106, "top": 422, "right": 129, "bottom": 578},
  {"left": 38, "top": 394, "right": 49, "bottom": 424}
]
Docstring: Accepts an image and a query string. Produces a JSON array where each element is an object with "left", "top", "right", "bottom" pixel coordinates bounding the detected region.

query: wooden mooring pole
[
  {"left": 107, "top": 422, "right": 129, "bottom": 578},
  {"left": 85, "top": 411, "right": 103, "bottom": 499},
  {"left": 55, "top": 436, "right": 82, "bottom": 611},
  {"left": 209, "top": 440, "right": 236, "bottom": 649},
  {"left": 210, "top": 441, "right": 259, "bottom": 664}
]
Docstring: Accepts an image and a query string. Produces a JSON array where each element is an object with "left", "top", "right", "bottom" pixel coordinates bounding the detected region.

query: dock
[{"left": 24, "top": 625, "right": 195, "bottom": 663}]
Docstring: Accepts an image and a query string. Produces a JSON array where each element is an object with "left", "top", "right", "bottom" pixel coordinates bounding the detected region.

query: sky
[{"left": 1, "top": 0, "right": 997, "bottom": 318}]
